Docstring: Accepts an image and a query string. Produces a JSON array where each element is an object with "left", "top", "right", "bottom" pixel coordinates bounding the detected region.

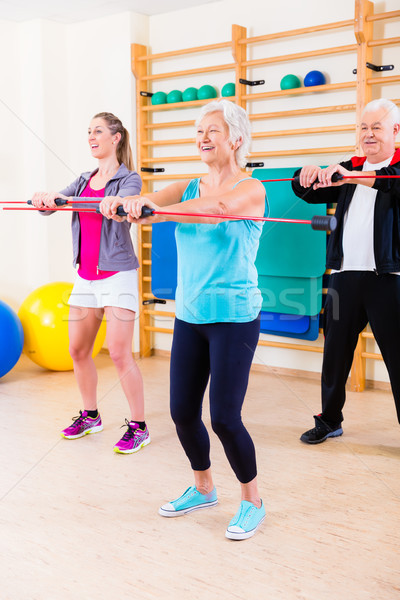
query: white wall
[
  {"left": 0, "top": 11, "right": 148, "bottom": 352},
  {"left": 0, "top": 0, "right": 398, "bottom": 381}
]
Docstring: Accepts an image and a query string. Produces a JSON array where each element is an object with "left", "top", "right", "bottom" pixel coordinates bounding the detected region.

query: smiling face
[
  {"left": 196, "top": 111, "right": 236, "bottom": 166},
  {"left": 88, "top": 118, "right": 120, "bottom": 159},
  {"left": 360, "top": 107, "right": 399, "bottom": 164}
]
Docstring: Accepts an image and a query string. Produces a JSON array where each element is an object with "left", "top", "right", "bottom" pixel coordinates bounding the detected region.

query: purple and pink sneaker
[
  {"left": 113, "top": 419, "right": 150, "bottom": 454},
  {"left": 61, "top": 410, "right": 103, "bottom": 439}
]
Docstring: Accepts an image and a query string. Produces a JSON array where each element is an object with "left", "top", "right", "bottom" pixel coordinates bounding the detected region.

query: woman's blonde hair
[{"left": 93, "top": 112, "right": 134, "bottom": 170}]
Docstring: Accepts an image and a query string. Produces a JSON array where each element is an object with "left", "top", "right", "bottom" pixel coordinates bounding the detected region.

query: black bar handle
[
  {"left": 246, "top": 162, "right": 265, "bottom": 168},
  {"left": 95, "top": 205, "right": 155, "bottom": 218},
  {"left": 311, "top": 215, "right": 337, "bottom": 231},
  {"left": 140, "top": 206, "right": 155, "bottom": 217},
  {"left": 27, "top": 198, "right": 68, "bottom": 206},
  {"left": 95, "top": 205, "right": 128, "bottom": 216},
  {"left": 293, "top": 172, "right": 344, "bottom": 185}
]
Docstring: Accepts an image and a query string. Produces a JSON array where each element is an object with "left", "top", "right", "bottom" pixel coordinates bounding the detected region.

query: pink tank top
[{"left": 77, "top": 178, "right": 118, "bottom": 280}]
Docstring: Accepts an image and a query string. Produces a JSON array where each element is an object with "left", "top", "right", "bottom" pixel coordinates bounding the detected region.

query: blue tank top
[{"left": 175, "top": 178, "right": 265, "bottom": 324}]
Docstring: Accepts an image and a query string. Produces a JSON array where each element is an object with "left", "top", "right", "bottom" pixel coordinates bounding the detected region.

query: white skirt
[{"left": 68, "top": 269, "right": 139, "bottom": 313}]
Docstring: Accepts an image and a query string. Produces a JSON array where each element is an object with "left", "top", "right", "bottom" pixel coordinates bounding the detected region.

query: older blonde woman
[{"left": 102, "top": 100, "right": 266, "bottom": 540}]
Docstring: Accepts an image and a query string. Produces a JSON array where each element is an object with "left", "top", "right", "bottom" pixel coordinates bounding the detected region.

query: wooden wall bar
[{"left": 131, "top": 0, "right": 400, "bottom": 390}]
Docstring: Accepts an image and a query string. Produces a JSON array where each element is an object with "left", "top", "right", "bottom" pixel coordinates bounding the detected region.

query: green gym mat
[
  {"left": 253, "top": 167, "right": 327, "bottom": 278},
  {"left": 258, "top": 274, "right": 323, "bottom": 316}
]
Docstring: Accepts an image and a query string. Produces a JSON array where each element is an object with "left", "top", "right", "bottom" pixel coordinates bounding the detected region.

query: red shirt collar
[{"left": 351, "top": 147, "right": 400, "bottom": 168}]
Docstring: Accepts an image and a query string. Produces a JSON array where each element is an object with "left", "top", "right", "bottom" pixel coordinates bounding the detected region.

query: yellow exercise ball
[{"left": 18, "top": 282, "right": 106, "bottom": 371}]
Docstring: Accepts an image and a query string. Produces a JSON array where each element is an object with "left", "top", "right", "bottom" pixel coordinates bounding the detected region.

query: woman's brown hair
[{"left": 93, "top": 112, "right": 134, "bottom": 170}]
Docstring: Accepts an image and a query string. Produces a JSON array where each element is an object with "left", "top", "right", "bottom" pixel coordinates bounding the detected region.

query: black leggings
[{"left": 170, "top": 316, "right": 260, "bottom": 484}]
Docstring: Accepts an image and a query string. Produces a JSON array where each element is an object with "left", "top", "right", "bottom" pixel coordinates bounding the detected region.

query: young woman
[{"left": 32, "top": 112, "right": 149, "bottom": 455}]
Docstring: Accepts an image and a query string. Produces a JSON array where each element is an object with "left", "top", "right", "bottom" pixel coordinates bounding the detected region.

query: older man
[{"left": 292, "top": 98, "right": 400, "bottom": 444}]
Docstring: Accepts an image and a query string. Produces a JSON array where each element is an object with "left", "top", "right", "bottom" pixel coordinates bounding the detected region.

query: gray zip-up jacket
[{"left": 45, "top": 163, "right": 141, "bottom": 272}]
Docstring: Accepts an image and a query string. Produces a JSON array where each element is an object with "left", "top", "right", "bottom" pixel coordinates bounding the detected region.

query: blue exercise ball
[
  {"left": 304, "top": 70, "right": 326, "bottom": 87},
  {"left": 0, "top": 300, "right": 24, "bottom": 378}
]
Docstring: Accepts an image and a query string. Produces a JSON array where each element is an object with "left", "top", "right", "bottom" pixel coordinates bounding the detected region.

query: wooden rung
[
  {"left": 361, "top": 352, "right": 383, "bottom": 361},
  {"left": 141, "top": 63, "right": 234, "bottom": 81},
  {"left": 142, "top": 243, "right": 152, "bottom": 248},
  {"left": 368, "top": 36, "right": 400, "bottom": 47},
  {"left": 361, "top": 332, "right": 374, "bottom": 339},
  {"left": 366, "top": 9, "right": 400, "bottom": 22},
  {"left": 141, "top": 96, "right": 234, "bottom": 112},
  {"left": 141, "top": 144, "right": 355, "bottom": 163},
  {"left": 243, "top": 44, "right": 357, "bottom": 68},
  {"left": 144, "top": 310, "right": 176, "bottom": 318},
  {"left": 142, "top": 226, "right": 152, "bottom": 231},
  {"left": 142, "top": 260, "right": 152, "bottom": 265},
  {"left": 249, "top": 104, "right": 356, "bottom": 121},
  {"left": 249, "top": 146, "right": 354, "bottom": 158},
  {"left": 141, "top": 118, "right": 356, "bottom": 136},
  {"left": 243, "top": 81, "right": 356, "bottom": 101},
  {"left": 143, "top": 293, "right": 154, "bottom": 299},
  {"left": 143, "top": 277, "right": 152, "bottom": 282},
  {"left": 252, "top": 124, "right": 355, "bottom": 138},
  {"left": 145, "top": 120, "right": 195, "bottom": 130},
  {"left": 144, "top": 326, "right": 174, "bottom": 334},
  {"left": 142, "top": 138, "right": 195, "bottom": 146},
  {"left": 367, "top": 75, "right": 400, "bottom": 86},
  {"left": 143, "top": 99, "right": 359, "bottom": 120},
  {"left": 238, "top": 19, "right": 353, "bottom": 45},
  {"left": 258, "top": 339, "right": 323, "bottom": 353},
  {"left": 142, "top": 173, "right": 204, "bottom": 181},
  {"left": 141, "top": 155, "right": 199, "bottom": 163},
  {"left": 137, "top": 40, "right": 231, "bottom": 62}
]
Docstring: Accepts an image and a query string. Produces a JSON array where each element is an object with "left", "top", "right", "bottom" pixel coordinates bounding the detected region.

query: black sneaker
[{"left": 300, "top": 414, "right": 343, "bottom": 444}]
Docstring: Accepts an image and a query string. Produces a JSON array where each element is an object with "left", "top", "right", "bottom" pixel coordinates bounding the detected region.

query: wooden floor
[{"left": 1, "top": 353, "right": 399, "bottom": 600}]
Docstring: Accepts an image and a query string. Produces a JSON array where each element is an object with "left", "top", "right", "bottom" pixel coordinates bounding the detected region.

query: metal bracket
[
  {"left": 142, "top": 299, "right": 167, "bottom": 305},
  {"left": 353, "top": 62, "right": 394, "bottom": 74},
  {"left": 246, "top": 162, "right": 264, "bottom": 168},
  {"left": 140, "top": 91, "right": 154, "bottom": 97},
  {"left": 140, "top": 167, "right": 165, "bottom": 173},
  {"left": 239, "top": 78, "right": 265, "bottom": 86}
]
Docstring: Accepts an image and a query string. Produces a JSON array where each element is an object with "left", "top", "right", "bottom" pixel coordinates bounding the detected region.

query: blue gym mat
[
  {"left": 151, "top": 222, "right": 177, "bottom": 300},
  {"left": 260, "top": 311, "right": 321, "bottom": 341},
  {"left": 259, "top": 311, "right": 310, "bottom": 334}
]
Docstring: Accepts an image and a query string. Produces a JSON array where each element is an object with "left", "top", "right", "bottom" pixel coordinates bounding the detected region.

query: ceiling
[{"left": 0, "top": 0, "right": 219, "bottom": 22}]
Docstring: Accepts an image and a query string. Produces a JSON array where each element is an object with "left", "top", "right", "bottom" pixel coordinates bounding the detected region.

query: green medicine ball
[
  {"left": 167, "top": 90, "right": 183, "bottom": 103},
  {"left": 221, "top": 82, "right": 235, "bottom": 97},
  {"left": 182, "top": 87, "right": 198, "bottom": 102},
  {"left": 280, "top": 74, "right": 301, "bottom": 90},
  {"left": 151, "top": 91, "right": 167, "bottom": 105},
  {"left": 198, "top": 85, "right": 218, "bottom": 100}
]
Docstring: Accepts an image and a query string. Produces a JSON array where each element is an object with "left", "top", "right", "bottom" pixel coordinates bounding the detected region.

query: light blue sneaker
[
  {"left": 225, "top": 500, "right": 266, "bottom": 540},
  {"left": 159, "top": 485, "right": 218, "bottom": 517}
]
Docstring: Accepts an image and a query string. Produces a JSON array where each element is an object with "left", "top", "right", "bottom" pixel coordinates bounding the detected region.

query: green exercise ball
[
  {"left": 280, "top": 74, "right": 301, "bottom": 90},
  {"left": 151, "top": 91, "right": 167, "bottom": 105},
  {"left": 221, "top": 82, "right": 235, "bottom": 97},
  {"left": 167, "top": 89, "right": 183, "bottom": 103},
  {"left": 198, "top": 85, "right": 218, "bottom": 100},
  {"left": 182, "top": 87, "right": 198, "bottom": 102}
]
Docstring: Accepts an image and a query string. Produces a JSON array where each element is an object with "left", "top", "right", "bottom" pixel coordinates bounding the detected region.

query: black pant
[
  {"left": 321, "top": 271, "right": 400, "bottom": 426},
  {"left": 170, "top": 316, "right": 260, "bottom": 484}
]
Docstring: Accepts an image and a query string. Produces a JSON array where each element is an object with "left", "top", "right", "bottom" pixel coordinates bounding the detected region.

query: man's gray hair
[{"left": 362, "top": 98, "right": 400, "bottom": 126}]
